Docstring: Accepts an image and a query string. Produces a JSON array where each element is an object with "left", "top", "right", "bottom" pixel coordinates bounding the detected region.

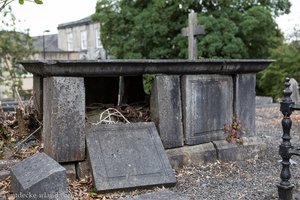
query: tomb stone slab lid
[
  {"left": 20, "top": 59, "right": 274, "bottom": 77},
  {"left": 86, "top": 122, "right": 176, "bottom": 192}
]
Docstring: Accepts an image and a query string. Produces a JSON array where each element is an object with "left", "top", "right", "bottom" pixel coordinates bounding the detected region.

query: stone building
[
  {"left": 33, "top": 16, "right": 106, "bottom": 60},
  {"left": 4, "top": 16, "right": 106, "bottom": 100},
  {"left": 57, "top": 16, "right": 106, "bottom": 60}
]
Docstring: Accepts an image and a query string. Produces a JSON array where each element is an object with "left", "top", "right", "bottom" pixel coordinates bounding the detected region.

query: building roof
[
  {"left": 57, "top": 16, "right": 93, "bottom": 30},
  {"left": 33, "top": 34, "right": 62, "bottom": 52}
]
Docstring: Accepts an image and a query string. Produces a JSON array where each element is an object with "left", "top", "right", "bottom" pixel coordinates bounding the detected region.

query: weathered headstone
[
  {"left": 10, "top": 152, "right": 70, "bottom": 200},
  {"left": 290, "top": 78, "right": 299, "bottom": 103},
  {"left": 181, "top": 10, "right": 205, "bottom": 60},
  {"left": 120, "top": 190, "right": 188, "bottom": 200},
  {"left": 86, "top": 122, "right": 176, "bottom": 192},
  {"left": 182, "top": 75, "right": 233, "bottom": 145},
  {"left": 43, "top": 77, "right": 85, "bottom": 162},
  {"left": 150, "top": 75, "right": 183, "bottom": 148}
]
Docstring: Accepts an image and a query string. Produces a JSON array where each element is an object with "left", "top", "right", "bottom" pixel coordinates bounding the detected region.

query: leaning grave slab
[
  {"left": 21, "top": 59, "right": 272, "bottom": 163},
  {"left": 86, "top": 122, "right": 176, "bottom": 192}
]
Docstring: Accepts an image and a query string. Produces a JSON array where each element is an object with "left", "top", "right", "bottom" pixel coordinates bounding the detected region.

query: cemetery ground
[{"left": 1, "top": 102, "right": 300, "bottom": 199}]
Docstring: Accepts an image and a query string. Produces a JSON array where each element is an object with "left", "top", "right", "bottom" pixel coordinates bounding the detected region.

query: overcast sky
[
  {"left": 11, "top": 0, "right": 98, "bottom": 36},
  {"left": 10, "top": 0, "right": 300, "bottom": 38}
]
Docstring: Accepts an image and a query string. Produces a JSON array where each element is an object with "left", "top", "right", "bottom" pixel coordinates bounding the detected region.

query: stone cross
[{"left": 181, "top": 11, "right": 205, "bottom": 60}]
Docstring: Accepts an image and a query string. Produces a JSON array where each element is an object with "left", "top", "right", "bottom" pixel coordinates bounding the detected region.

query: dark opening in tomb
[{"left": 85, "top": 75, "right": 150, "bottom": 123}]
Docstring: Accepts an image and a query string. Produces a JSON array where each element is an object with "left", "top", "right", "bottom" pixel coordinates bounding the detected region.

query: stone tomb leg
[
  {"left": 150, "top": 75, "right": 184, "bottom": 148},
  {"left": 86, "top": 122, "right": 176, "bottom": 192},
  {"left": 33, "top": 75, "right": 43, "bottom": 121},
  {"left": 182, "top": 75, "right": 233, "bottom": 145},
  {"left": 234, "top": 73, "right": 256, "bottom": 136},
  {"left": 43, "top": 77, "right": 85, "bottom": 162}
]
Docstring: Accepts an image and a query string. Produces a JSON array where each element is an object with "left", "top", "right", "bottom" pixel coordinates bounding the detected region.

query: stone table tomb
[{"left": 21, "top": 59, "right": 272, "bottom": 162}]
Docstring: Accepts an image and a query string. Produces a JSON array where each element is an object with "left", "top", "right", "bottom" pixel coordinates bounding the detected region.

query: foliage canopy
[
  {"left": 257, "top": 37, "right": 300, "bottom": 99},
  {"left": 0, "top": 0, "right": 43, "bottom": 12},
  {"left": 0, "top": 7, "right": 35, "bottom": 98},
  {"left": 93, "top": 0, "right": 290, "bottom": 59}
]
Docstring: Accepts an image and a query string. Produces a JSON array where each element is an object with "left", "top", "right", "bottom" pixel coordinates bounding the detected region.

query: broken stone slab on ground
[
  {"left": 86, "top": 122, "right": 176, "bottom": 192},
  {"left": 119, "top": 190, "right": 188, "bottom": 200},
  {"left": 10, "top": 152, "right": 71, "bottom": 200}
]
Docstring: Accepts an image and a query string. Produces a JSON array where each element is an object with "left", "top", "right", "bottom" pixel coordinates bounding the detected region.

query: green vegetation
[
  {"left": 257, "top": 33, "right": 300, "bottom": 99},
  {"left": 93, "top": 0, "right": 298, "bottom": 98},
  {"left": 93, "top": 0, "right": 289, "bottom": 59},
  {"left": 0, "top": 7, "right": 35, "bottom": 98},
  {"left": 0, "top": 0, "right": 43, "bottom": 12}
]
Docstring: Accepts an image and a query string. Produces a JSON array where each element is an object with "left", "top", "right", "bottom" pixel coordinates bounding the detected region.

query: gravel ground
[
  {"left": 2, "top": 103, "right": 300, "bottom": 200},
  {"left": 168, "top": 103, "right": 300, "bottom": 200}
]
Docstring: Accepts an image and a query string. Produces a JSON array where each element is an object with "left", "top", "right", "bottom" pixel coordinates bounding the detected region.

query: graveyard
[
  {"left": 0, "top": 16, "right": 297, "bottom": 200},
  {"left": 1, "top": 1, "right": 300, "bottom": 200},
  {"left": 2, "top": 85, "right": 300, "bottom": 199}
]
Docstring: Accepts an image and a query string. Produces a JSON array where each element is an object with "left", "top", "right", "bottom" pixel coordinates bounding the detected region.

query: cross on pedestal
[{"left": 181, "top": 11, "right": 205, "bottom": 60}]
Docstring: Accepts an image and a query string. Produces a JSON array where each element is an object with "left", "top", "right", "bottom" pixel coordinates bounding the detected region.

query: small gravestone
[
  {"left": 10, "top": 152, "right": 70, "bottom": 200},
  {"left": 86, "top": 122, "right": 176, "bottom": 192},
  {"left": 120, "top": 190, "right": 188, "bottom": 200},
  {"left": 290, "top": 78, "right": 299, "bottom": 103}
]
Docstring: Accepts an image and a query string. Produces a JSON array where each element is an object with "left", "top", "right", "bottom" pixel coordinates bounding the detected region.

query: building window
[
  {"left": 81, "top": 30, "right": 87, "bottom": 50},
  {"left": 95, "top": 28, "right": 102, "bottom": 48},
  {"left": 67, "top": 32, "right": 73, "bottom": 51}
]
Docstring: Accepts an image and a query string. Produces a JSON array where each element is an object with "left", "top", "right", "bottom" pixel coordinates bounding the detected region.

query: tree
[
  {"left": 0, "top": 6, "right": 35, "bottom": 98},
  {"left": 257, "top": 40, "right": 300, "bottom": 99},
  {"left": 0, "top": 0, "right": 43, "bottom": 12},
  {"left": 93, "top": 0, "right": 290, "bottom": 59}
]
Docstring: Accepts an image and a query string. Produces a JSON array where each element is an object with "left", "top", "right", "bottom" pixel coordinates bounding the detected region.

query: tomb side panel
[{"left": 182, "top": 75, "right": 233, "bottom": 145}]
